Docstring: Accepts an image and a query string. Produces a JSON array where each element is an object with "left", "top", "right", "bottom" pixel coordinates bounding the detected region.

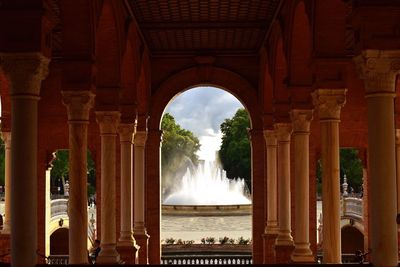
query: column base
[
  {"left": 275, "top": 230, "right": 293, "bottom": 246},
  {"left": 262, "top": 233, "right": 277, "bottom": 264},
  {"left": 265, "top": 223, "right": 279, "bottom": 235},
  {"left": 275, "top": 244, "right": 295, "bottom": 264},
  {"left": 291, "top": 243, "right": 314, "bottom": 263},
  {"left": 96, "top": 243, "right": 121, "bottom": 264},
  {"left": 133, "top": 232, "right": 150, "bottom": 264},
  {"left": 116, "top": 242, "right": 140, "bottom": 264}
]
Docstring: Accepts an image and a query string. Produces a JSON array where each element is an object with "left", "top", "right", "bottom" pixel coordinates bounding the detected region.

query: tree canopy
[
  {"left": 316, "top": 148, "right": 363, "bottom": 196},
  {"left": 218, "top": 108, "right": 251, "bottom": 191},
  {"left": 50, "top": 150, "right": 96, "bottom": 196},
  {"left": 161, "top": 113, "right": 200, "bottom": 196}
]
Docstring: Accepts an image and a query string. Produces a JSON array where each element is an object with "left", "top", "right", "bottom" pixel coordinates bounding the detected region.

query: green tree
[
  {"left": 161, "top": 113, "right": 200, "bottom": 196},
  {"left": 219, "top": 108, "right": 251, "bottom": 191},
  {"left": 50, "top": 150, "right": 96, "bottom": 196},
  {"left": 316, "top": 148, "right": 363, "bottom": 196},
  {"left": 339, "top": 148, "right": 363, "bottom": 193}
]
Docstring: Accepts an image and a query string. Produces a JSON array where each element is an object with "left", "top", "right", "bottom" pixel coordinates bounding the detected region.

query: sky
[{"left": 164, "top": 86, "right": 244, "bottom": 161}]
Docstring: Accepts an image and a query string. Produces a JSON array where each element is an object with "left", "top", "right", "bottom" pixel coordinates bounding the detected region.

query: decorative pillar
[
  {"left": 117, "top": 123, "right": 139, "bottom": 264},
  {"left": 96, "top": 111, "right": 121, "bottom": 264},
  {"left": 1, "top": 132, "right": 11, "bottom": 234},
  {"left": 354, "top": 50, "right": 400, "bottom": 267},
  {"left": 396, "top": 130, "right": 400, "bottom": 222},
  {"left": 61, "top": 91, "right": 94, "bottom": 263},
  {"left": 312, "top": 89, "right": 346, "bottom": 263},
  {"left": 133, "top": 130, "right": 150, "bottom": 264},
  {"left": 262, "top": 130, "right": 278, "bottom": 264},
  {"left": 146, "top": 129, "right": 163, "bottom": 264},
  {"left": 274, "top": 123, "right": 294, "bottom": 263},
  {"left": 0, "top": 53, "right": 49, "bottom": 267},
  {"left": 290, "top": 110, "right": 314, "bottom": 262}
]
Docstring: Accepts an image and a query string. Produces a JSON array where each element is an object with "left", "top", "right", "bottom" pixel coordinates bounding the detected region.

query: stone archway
[
  {"left": 341, "top": 225, "right": 364, "bottom": 254},
  {"left": 50, "top": 228, "right": 69, "bottom": 255},
  {"left": 146, "top": 66, "right": 264, "bottom": 264}
]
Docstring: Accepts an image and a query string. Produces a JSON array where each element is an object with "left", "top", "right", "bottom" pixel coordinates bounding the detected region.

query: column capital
[
  {"left": 134, "top": 131, "right": 148, "bottom": 147},
  {"left": 0, "top": 52, "right": 50, "bottom": 96},
  {"left": 274, "top": 123, "right": 292, "bottom": 142},
  {"left": 118, "top": 123, "right": 136, "bottom": 143},
  {"left": 263, "top": 130, "right": 277, "bottom": 146},
  {"left": 312, "top": 89, "right": 347, "bottom": 121},
  {"left": 354, "top": 50, "right": 400, "bottom": 94},
  {"left": 396, "top": 129, "right": 400, "bottom": 145},
  {"left": 290, "top": 109, "right": 313, "bottom": 134},
  {"left": 96, "top": 111, "right": 121, "bottom": 135},
  {"left": 62, "top": 91, "right": 95, "bottom": 122}
]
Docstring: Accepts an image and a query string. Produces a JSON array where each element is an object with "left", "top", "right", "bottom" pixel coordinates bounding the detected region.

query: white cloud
[{"left": 164, "top": 86, "right": 244, "bottom": 160}]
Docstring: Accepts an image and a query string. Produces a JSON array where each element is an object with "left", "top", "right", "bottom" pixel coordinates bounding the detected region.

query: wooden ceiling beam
[{"left": 141, "top": 21, "right": 268, "bottom": 30}]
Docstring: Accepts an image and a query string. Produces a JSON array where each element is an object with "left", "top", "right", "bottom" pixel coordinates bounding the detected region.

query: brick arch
[
  {"left": 119, "top": 40, "right": 137, "bottom": 119},
  {"left": 341, "top": 225, "right": 364, "bottom": 254},
  {"left": 288, "top": 1, "right": 313, "bottom": 85},
  {"left": 146, "top": 65, "right": 265, "bottom": 264},
  {"left": 261, "top": 51, "right": 274, "bottom": 119},
  {"left": 95, "top": 0, "right": 121, "bottom": 88},
  {"left": 268, "top": 22, "right": 289, "bottom": 103},
  {"left": 136, "top": 49, "right": 151, "bottom": 117},
  {"left": 50, "top": 228, "right": 69, "bottom": 255},
  {"left": 148, "top": 66, "right": 262, "bottom": 130}
]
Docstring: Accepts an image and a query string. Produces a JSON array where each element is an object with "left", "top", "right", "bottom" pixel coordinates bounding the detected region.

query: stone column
[
  {"left": 133, "top": 131, "right": 150, "bottom": 264},
  {"left": 0, "top": 53, "right": 49, "bottom": 267},
  {"left": 274, "top": 123, "right": 294, "bottom": 263},
  {"left": 96, "top": 111, "right": 121, "bottom": 264},
  {"left": 117, "top": 123, "right": 139, "bottom": 264},
  {"left": 312, "top": 89, "right": 346, "bottom": 263},
  {"left": 263, "top": 130, "right": 278, "bottom": 263},
  {"left": 61, "top": 91, "right": 94, "bottom": 264},
  {"left": 396, "top": 130, "right": 400, "bottom": 221},
  {"left": 1, "top": 132, "right": 11, "bottom": 234},
  {"left": 290, "top": 110, "right": 314, "bottom": 262},
  {"left": 354, "top": 50, "right": 400, "bottom": 267}
]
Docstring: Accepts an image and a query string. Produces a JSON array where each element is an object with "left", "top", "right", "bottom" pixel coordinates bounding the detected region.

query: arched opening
[
  {"left": 160, "top": 86, "right": 253, "bottom": 261},
  {"left": 50, "top": 228, "right": 69, "bottom": 255},
  {"left": 341, "top": 225, "right": 364, "bottom": 254},
  {"left": 146, "top": 66, "right": 263, "bottom": 264}
]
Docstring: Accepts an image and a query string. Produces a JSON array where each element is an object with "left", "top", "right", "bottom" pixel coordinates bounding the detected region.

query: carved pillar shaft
[
  {"left": 1, "top": 132, "right": 11, "bottom": 234},
  {"left": 312, "top": 89, "right": 346, "bottom": 263},
  {"left": 133, "top": 130, "right": 149, "bottom": 264},
  {"left": 0, "top": 53, "right": 49, "bottom": 267},
  {"left": 61, "top": 91, "right": 94, "bottom": 264},
  {"left": 290, "top": 110, "right": 314, "bottom": 262},
  {"left": 274, "top": 123, "right": 293, "bottom": 246},
  {"left": 354, "top": 50, "right": 400, "bottom": 267},
  {"left": 96, "top": 111, "right": 121, "bottom": 264},
  {"left": 264, "top": 130, "right": 279, "bottom": 234},
  {"left": 263, "top": 130, "right": 278, "bottom": 264},
  {"left": 396, "top": 130, "right": 400, "bottom": 215},
  {"left": 118, "top": 123, "right": 136, "bottom": 244}
]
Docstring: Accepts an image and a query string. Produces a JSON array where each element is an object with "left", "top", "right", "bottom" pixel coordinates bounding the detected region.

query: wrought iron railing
[
  {"left": 46, "top": 255, "right": 69, "bottom": 265},
  {"left": 161, "top": 255, "right": 252, "bottom": 265}
]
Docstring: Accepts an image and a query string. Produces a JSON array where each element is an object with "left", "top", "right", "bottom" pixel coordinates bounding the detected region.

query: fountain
[{"left": 162, "top": 160, "right": 251, "bottom": 215}]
